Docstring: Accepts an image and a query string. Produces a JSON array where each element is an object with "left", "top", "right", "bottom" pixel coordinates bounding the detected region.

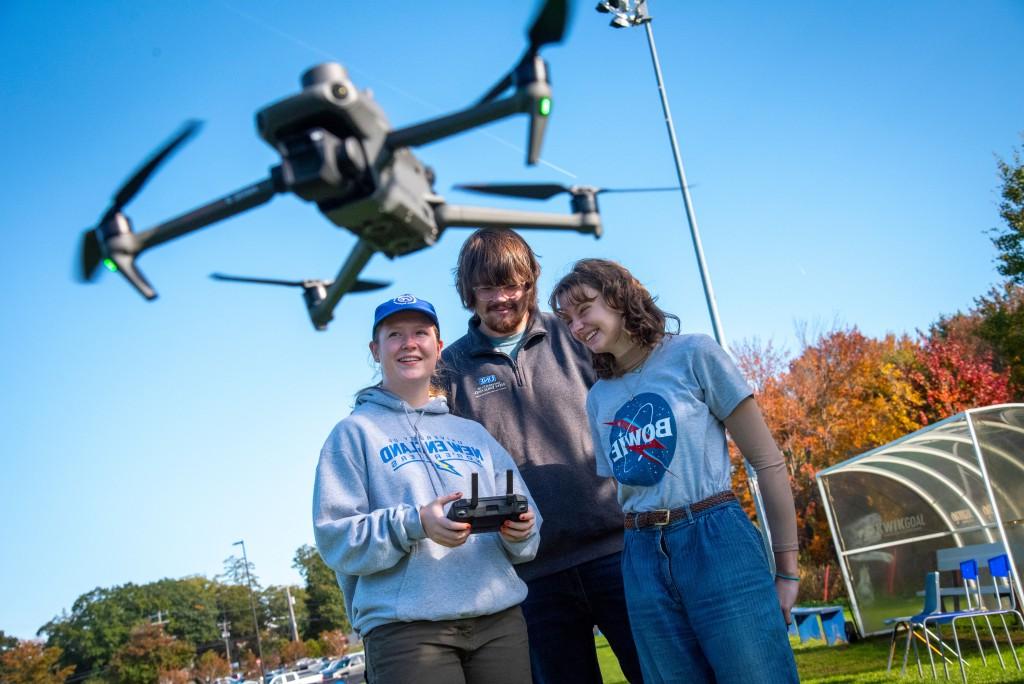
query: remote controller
[{"left": 446, "top": 469, "right": 528, "bottom": 533}]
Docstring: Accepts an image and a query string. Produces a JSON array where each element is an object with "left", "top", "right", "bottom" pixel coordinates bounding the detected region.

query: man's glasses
[{"left": 473, "top": 283, "right": 528, "bottom": 301}]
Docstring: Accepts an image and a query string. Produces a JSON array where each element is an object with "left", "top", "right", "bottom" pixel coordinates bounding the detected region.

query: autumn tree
[
  {"left": 239, "top": 649, "right": 261, "bottom": 678},
  {"left": 279, "top": 638, "right": 308, "bottom": 665},
  {"left": 0, "top": 640, "right": 75, "bottom": 684},
  {"left": 108, "top": 623, "right": 193, "bottom": 684},
  {"left": 733, "top": 328, "right": 923, "bottom": 564},
  {"left": 193, "top": 649, "right": 230, "bottom": 682},
  {"left": 319, "top": 629, "right": 349, "bottom": 657},
  {"left": 909, "top": 334, "right": 1011, "bottom": 424}
]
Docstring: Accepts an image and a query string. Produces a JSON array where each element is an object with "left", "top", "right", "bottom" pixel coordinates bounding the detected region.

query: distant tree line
[{"left": 0, "top": 545, "right": 349, "bottom": 683}]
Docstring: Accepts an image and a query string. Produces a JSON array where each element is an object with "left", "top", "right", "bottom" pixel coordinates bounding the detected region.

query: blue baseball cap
[{"left": 372, "top": 294, "right": 440, "bottom": 335}]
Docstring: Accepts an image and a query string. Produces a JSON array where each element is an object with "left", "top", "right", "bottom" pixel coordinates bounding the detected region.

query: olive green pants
[{"left": 363, "top": 605, "right": 531, "bottom": 684}]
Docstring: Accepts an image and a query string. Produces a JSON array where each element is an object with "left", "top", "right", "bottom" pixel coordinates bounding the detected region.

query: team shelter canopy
[{"left": 815, "top": 404, "right": 1024, "bottom": 636}]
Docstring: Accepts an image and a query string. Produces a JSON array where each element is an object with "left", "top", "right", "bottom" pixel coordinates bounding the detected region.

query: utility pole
[
  {"left": 219, "top": 619, "right": 232, "bottom": 670},
  {"left": 594, "top": 0, "right": 775, "bottom": 568},
  {"left": 150, "top": 610, "right": 170, "bottom": 630},
  {"left": 286, "top": 586, "right": 300, "bottom": 642},
  {"left": 233, "top": 540, "right": 265, "bottom": 681}
]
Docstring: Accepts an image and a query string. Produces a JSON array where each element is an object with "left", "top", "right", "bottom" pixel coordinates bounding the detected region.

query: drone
[{"left": 77, "top": 0, "right": 676, "bottom": 330}]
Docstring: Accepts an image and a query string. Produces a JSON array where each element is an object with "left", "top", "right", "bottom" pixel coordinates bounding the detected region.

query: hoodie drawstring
[{"left": 403, "top": 403, "right": 447, "bottom": 499}]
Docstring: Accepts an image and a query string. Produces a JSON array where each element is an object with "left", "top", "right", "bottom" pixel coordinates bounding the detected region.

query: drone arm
[
  {"left": 387, "top": 70, "right": 551, "bottom": 165},
  {"left": 435, "top": 204, "right": 601, "bottom": 238},
  {"left": 386, "top": 94, "right": 525, "bottom": 150},
  {"left": 309, "top": 239, "right": 377, "bottom": 331},
  {"left": 134, "top": 175, "right": 283, "bottom": 253}
]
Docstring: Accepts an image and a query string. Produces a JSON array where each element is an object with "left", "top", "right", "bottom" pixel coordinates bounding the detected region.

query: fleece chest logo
[
  {"left": 606, "top": 392, "right": 677, "bottom": 486},
  {"left": 473, "top": 373, "right": 508, "bottom": 398}
]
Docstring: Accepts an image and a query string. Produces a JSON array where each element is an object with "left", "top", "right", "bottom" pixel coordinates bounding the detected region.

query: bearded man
[{"left": 441, "top": 228, "right": 643, "bottom": 684}]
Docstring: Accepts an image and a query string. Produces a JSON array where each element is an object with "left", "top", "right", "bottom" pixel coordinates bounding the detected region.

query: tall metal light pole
[
  {"left": 594, "top": 0, "right": 774, "bottom": 566},
  {"left": 233, "top": 539, "right": 265, "bottom": 681},
  {"left": 596, "top": 0, "right": 725, "bottom": 346}
]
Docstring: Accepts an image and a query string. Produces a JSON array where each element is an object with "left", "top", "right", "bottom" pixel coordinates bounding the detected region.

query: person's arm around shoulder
[
  {"left": 313, "top": 423, "right": 431, "bottom": 577},
  {"left": 483, "top": 433, "right": 541, "bottom": 562},
  {"left": 723, "top": 397, "right": 800, "bottom": 624}
]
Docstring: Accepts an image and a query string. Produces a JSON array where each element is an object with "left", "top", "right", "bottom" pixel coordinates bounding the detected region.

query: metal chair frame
[
  {"left": 886, "top": 572, "right": 969, "bottom": 680},
  {"left": 983, "top": 554, "right": 1024, "bottom": 673}
]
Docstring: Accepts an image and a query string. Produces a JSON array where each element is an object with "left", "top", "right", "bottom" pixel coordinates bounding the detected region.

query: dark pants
[
  {"left": 363, "top": 606, "right": 531, "bottom": 684},
  {"left": 522, "top": 551, "right": 644, "bottom": 684}
]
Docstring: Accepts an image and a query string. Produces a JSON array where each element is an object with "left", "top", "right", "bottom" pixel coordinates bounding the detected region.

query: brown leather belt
[{"left": 624, "top": 491, "right": 736, "bottom": 529}]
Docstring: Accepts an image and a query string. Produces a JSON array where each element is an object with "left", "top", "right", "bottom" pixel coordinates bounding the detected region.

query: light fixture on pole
[
  {"left": 594, "top": 0, "right": 775, "bottom": 565},
  {"left": 233, "top": 539, "right": 265, "bottom": 681}
]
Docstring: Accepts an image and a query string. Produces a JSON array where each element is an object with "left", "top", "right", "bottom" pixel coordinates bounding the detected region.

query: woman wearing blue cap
[{"left": 313, "top": 294, "right": 540, "bottom": 684}]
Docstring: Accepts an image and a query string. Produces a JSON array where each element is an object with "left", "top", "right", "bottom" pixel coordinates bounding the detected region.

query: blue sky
[{"left": 1, "top": 1, "right": 1021, "bottom": 639}]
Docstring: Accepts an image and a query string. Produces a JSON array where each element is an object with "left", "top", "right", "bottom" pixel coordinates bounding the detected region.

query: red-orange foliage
[
  {"left": 911, "top": 334, "right": 1012, "bottom": 425},
  {"left": 319, "top": 629, "right": 349, "bottom": 657},
  {"left": 279, "top": 639, "right": 307, "bottom": 665},
  {"left": 0, "top": 641, "right": 75, "bottom": 684}
]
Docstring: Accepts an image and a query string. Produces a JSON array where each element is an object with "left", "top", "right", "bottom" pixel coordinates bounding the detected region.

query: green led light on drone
[
  {"left": 103, "top": 258, "right": 118, "bottom": 273},
  {"left": 538, "top": 97, "right": 552, "bottom": 116}
]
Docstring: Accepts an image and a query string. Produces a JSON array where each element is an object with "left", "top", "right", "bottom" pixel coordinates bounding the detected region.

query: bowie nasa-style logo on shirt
[{"left": 605, "top": 392, "right": 677, "bottom": 486}]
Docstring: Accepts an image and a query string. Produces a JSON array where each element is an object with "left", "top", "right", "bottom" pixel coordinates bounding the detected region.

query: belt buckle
[{"left": 651, "top": 509, "right": 671, "bottom": 526}]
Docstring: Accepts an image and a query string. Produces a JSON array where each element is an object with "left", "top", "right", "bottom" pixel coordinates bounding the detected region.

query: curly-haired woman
[{"left": 550, "top": 259, "right": 799, "bottom": 684}]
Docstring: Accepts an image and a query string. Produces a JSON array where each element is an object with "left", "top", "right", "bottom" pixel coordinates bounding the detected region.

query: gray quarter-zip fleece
[
  {"left": 313, "top": 388, "right": 541, "bottom": 636},
  {"left": 441, "top": 311, "right": 623, "bottom": 581}
]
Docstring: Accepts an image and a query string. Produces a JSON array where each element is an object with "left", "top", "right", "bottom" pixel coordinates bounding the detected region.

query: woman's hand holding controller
[
  {"left": 420, "top": 492, "right": 472, "bottom": 547},
  {"left": 500, "top": 508, "right": 535, "bottom": 542}
]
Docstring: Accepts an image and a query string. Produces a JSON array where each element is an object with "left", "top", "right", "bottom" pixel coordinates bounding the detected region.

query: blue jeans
[
  {"left": 521, "top": 551, "right": 644, "bottom": 684},
  {"left": 622, "top": 500, "right": 798, "bottom": 684}
]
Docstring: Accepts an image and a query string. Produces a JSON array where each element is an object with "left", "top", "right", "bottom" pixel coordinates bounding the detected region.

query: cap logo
[{"left": 394, "top": 294, "right": 417, "bottom": 304}]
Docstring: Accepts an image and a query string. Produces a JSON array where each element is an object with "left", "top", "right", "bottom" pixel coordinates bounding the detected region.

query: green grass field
[{"left": 595, "top": 625, "right": 1024, "bottom": 683}]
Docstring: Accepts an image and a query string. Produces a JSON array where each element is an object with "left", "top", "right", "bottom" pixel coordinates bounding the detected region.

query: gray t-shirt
[{"left": 585, "top": 334, "right": 752, "bottom": 513}]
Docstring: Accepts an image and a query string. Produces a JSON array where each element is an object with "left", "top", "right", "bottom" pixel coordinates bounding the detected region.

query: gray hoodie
[{"left": 313, "top": 387, "right": 541, "bottom": 636}]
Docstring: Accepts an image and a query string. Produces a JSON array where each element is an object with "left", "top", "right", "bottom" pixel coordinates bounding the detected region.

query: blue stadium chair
[{"left": 986, "top": 553, "right": 1023, "bottom": 673}]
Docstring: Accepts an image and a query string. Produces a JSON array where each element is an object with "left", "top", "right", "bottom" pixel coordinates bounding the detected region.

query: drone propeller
[
  {"left": 454, "top": 182, "right": 681, "bottom": 200},
  {"left": 77, "top": 120, "right": 203, "bottom": 293},
  {"left": 478, "top": 0, "right": 569, "bottom": 105},
  {"left": 210, "top": 273, "right": 390, "bottom": 293}
]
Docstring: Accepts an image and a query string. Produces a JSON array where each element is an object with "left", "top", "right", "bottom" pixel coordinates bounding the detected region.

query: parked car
[
  {"left": 266, "top": 670, "right": 323, "bottom": 684},
  {"left": 320, "top": 653, "right": 365, "bottom": 683}
]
